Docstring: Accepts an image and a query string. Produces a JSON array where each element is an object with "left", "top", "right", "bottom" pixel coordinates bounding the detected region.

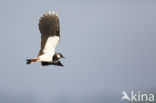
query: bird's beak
[{"left": 62, "top": 56, "right": 65, "bottom": 59}]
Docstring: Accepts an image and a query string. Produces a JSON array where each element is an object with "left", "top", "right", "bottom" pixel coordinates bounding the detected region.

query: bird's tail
[{"left": 26, "top": 58, "right": 39, "bottom": 64}]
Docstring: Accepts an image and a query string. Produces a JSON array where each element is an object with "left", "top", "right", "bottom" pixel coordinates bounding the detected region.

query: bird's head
[
  {"left": 53, "top": 53, "right": 65, "bottom": 61},
  {"left": 56, "top": 53, "right": 65, "bottom": 59}
]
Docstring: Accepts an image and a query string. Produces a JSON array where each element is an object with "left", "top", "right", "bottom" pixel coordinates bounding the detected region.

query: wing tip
[{"left": 44, "top": 10, "right": 58, "bottom": 17}]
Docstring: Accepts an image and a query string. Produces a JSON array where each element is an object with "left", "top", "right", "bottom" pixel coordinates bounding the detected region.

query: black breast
[{"left": 52, "top": 54, "right": 58, "bottom": 61}]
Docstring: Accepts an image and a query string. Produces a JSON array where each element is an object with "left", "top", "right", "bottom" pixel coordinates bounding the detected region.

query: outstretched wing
[{"left": 38, "top": 11, "right": 60, "bottom": 61}]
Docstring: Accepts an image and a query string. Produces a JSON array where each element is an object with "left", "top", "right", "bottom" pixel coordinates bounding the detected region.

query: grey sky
[{"left": 0, "top": 0, "right": 156, "bottom": 103}]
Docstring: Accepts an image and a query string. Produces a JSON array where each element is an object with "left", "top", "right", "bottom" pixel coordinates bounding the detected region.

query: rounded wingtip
[{"left": 43, "top": 10, "right": 58, "bottom": 16}]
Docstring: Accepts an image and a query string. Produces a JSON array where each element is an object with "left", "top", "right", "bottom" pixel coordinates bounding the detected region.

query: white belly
[{"left": 38, "top": 36, "right": 60, "bottom": 61}]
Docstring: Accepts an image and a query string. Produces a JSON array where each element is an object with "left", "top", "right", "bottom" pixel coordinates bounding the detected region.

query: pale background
[{"left": 0, "top": 0, "right": 156, "bottom": 103}]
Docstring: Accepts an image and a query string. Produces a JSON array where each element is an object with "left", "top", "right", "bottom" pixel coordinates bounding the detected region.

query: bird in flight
[{"left": 26, "top": 11, "right": 64, "bottom": 66}]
